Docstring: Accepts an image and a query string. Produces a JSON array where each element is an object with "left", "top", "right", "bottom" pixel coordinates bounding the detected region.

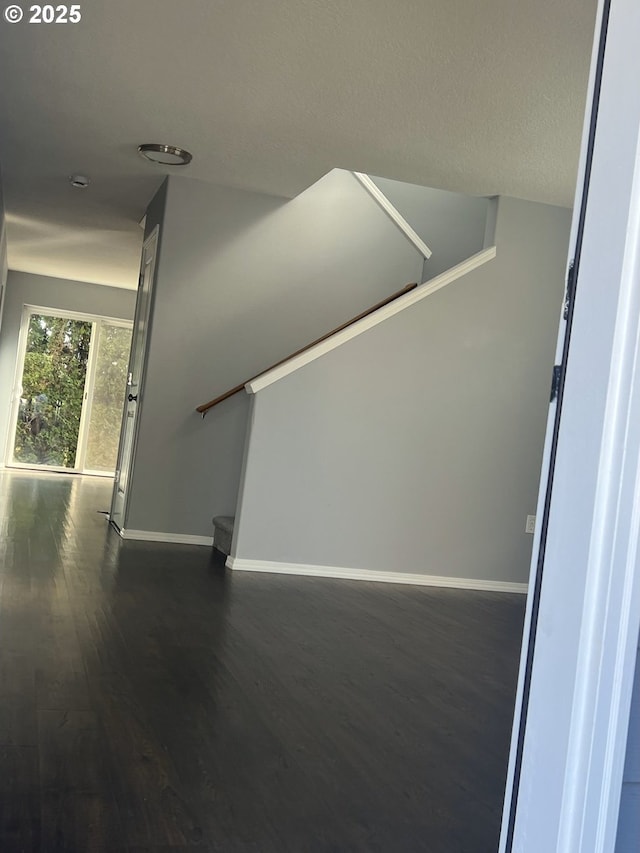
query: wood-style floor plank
[{"left": 0, "top": 470, "right": 526, "bottom": 851}]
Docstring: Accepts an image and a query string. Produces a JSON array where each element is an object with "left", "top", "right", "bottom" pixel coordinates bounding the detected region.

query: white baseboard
[
  {"left": 119, "top": 528, "right": 213, "bottom": 546},
  {"left": 225, "top": 557, "right": 528, "bottom": 593}
]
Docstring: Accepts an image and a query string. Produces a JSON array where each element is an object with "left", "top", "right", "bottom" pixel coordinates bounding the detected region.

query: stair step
[{"left": 212, "top": 515, "right": 235, "bottom": 556}]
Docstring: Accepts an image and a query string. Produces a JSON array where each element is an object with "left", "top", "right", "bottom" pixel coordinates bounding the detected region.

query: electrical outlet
[{"left": 525, "top": 515, "right": 536, "bottom": 534}]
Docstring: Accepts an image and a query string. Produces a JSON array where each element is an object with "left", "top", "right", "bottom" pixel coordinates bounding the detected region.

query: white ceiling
[{"left": 0, "top": 0, "right": 598, "bottom": 290}]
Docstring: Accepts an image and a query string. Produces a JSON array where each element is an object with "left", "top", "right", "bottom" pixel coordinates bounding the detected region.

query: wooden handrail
[{"left": 196, "top": 282, "right": 418, "bottom": 416}]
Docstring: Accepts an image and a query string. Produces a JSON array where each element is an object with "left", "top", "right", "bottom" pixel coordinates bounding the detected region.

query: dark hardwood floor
[{"left": 0, "top": 470, "right": 526, "bottom": 852}]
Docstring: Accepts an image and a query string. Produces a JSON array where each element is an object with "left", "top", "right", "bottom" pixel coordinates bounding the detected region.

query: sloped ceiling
[{"left": 0, "top": 0, "right": 598, "bottom": 289}]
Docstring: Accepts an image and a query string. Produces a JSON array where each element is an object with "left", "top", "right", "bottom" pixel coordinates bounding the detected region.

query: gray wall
[
  {"left": 143, "top": 177, "right": 167, "bottom": 244},
  {"left": 0, "top": 270, "right": 136, "bottom": 460},
  {"left": 125, "top": 169, "right": 425, "bottom": 536},
  {"left": 616, "top": 634, "right": 640, "bottom": 851},
  {"left": 233, "top": 197, "right": 571, "bottom": 583},
  {"left": 370, "top": 176, "right": 490, "bottom": 281}
]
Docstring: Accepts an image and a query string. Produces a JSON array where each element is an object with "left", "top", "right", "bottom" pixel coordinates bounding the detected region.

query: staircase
[{"left": 212, "top": 516, "right": 235, "bottom": 556}]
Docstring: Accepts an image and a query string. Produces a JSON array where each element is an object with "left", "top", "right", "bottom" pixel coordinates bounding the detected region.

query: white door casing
[{"left": 500, "top": 0, "right": 640, "bottom": 849}]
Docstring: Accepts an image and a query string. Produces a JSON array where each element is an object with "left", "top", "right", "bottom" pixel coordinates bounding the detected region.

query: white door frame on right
[
  {"left": 500, "top": 0, "right": 640, "bottom": 849},
  {"left": 110, "top": 225, "right": 158, "bottom": 532}
]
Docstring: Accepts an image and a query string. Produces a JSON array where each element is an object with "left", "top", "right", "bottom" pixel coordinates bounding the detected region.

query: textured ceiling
[{"left": 0, "top": 0, "right": 598, "bottom": 289}]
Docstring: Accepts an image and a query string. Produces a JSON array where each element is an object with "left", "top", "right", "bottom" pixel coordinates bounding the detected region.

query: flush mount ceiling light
[
  {"left": 138, "top": 144, "right": 193, "bottom": 166},
  {"left": 69, "top": 174, "right": 90, "bottom": 188}
]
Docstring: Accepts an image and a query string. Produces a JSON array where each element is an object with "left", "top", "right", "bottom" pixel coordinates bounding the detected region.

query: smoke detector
[{"left": 69, "top": 174, "right": 90, "bottom": 189}]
